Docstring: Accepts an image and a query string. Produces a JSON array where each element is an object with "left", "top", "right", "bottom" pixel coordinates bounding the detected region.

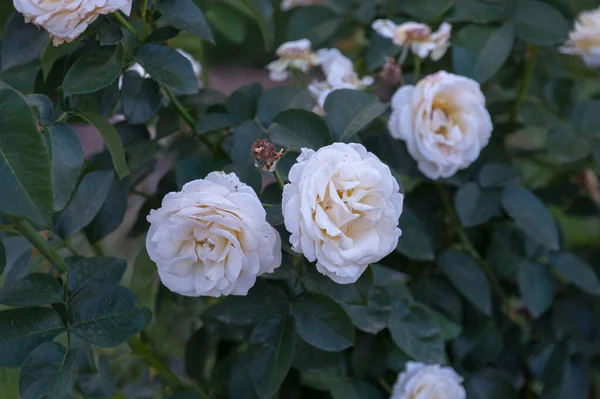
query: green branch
[
  {"left": 12, "top": 217, "right": 68, "bottom": 273},
  {"left": 510, "top": 45, "right": 538, "bottom": 124},
  {"left": 164, "top": 87, "right": 214, "bottom": 151},
  {"left": 112, "top": 12, "right": 143, "bottom": 42}
]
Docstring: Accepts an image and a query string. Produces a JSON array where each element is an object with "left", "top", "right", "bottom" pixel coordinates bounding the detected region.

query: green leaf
[
  {"left": 287, "top": 6, "right": 342, "bottom": 46},
  {"left": 68, "top": 285, "right": 151, "bottom": 347},
  {"left": 76, "top": 355, "right": 115, "bottom": 398},
  {"left": 0, "top": 240, "right": 5, "bottom": 276},
  {"left": 63, "top": 45, "right": 124, "bottom": 95},
  {"left": 228, "top": 354, "right": 260, "bottom": 399},
  {"left": 0, "top": 307, "right": 65, "bottom": 367},
  {"left": 448, "top": 0, "right": 514, "bottom": 23},
  {"left": 135, "top": 44, "right": 199, "bottom": 95},
  {"left": 54, "top": 170, "right": 115, "bottom": 238},
  {"left": 0, "top": 82, "right": 53, "bottom": 226},
  {"left": 66, "top": 256, "right": 126, "bottom": 297},
  {"left": 121, "top": 71, "right": 162, "bottom": 125},
  {"left": 19, "top": 342, "right": 78, "bottom": 399},
  {"left": 512, "top": 0, "right": 568, "bottom": 45},
  {"left": 227, "top": 83, "right": 262, "bottom": 120},
  {"left": 292, "top": 336, "right": 343, "bottom": 371},
  {"left": 351, "top": 335, "right": 387, "bottom": 379},
  {"left": 291, "top": 293, "right": 354, "bottom": 352},
  {"left": 248, "top": 315, "right": 296, "bottom": 398},
  {"left": 156, "top": 0, "right": 214, "bottom": 42},
  {"left": 366, "top": 31, "right": 399, "bottom": 71},
  {"left": 265, "top": 204, "right": 283, "bottom": 226},
  {"left": 452, "top": 23, "right": 514, "bottom": 84},
  {"left": 478, "top": 162, "right": 519, "bottom": 188},
  {"left": 176, "top": 157, "right": 226, "bottom": 189},
  {"left": 25, "top": 94, "right": 54, "bottom": 124},
  {"left": 465, "top": 368, "right": 518, "bottom": 399},
  {"left": 203, "top": 282, "right": 288, "bottom": 325},
  {"left": 454, "top": 183, "right": 501, "bottom": 227},
  {"left": 0, "top": 274, "right": 63, "bottom": 307},
  {"left": 438, "top": 249, "right": 492, "bottom": 315},
  {"left": 77, "top": 112, "right": 130, "bottom": 179},
  {"left": 388, "top": 301, "right": 446, "bottom": 364},
  {"left": 44, "top": 123, "right": 84, "bottom": 212},
  {"left": 205, "top": 4, "right": 247, "bottom": 44},
  {"left": 572, "top": 100, "right": 600, "bottom": 138},
  {"left": 301, "top": 263, "right": 369, "bottom": 305},
  {"left": 501, "top": 185, "right": 560, "bottom": 250},
  {"left": 257, "top": 86, "right": 315, "bottom": 127},
  {"left": 1, "top": 13, "right": 49, "bottom": 71},
  {"left": 518, "top": 260, "right": 555, "bottom": 318},
  {"left": 195, "top": 113, "right": 242, "bottom": 134},
  {"left": 546, "top": 124, "right": 592, "bottom": 164},
  {"left": 341, "top": 286, "right": 390, "bottom": 334},
  {"left": 488, "top": 224, "right": 525, "bottom": 277},
  {"left": 269, "top": 109, "right": 332, "bottom": 151},
  {"left": 548, "top": 252, "right": 600, "bottom": 295},
  {"left": 84, "top": 176, "right": 130, "bottom": 243},
  {"left": 230, "top": 121, "right": 263, "bottom": 193},
  {"left": 129, "top": 247, "right": 159, "bottom": 311},
  {"left": 98, "top": 21, "right": 123, "bottom": 46},
  {"left": 396, "top": 206, "right": 435, "bottom": 261},
  {"left": 324, "top": 89, "right": 388, "bottom": 142},
  {"left": 225, "top": 0, "right": 274, "bottom": 50}
]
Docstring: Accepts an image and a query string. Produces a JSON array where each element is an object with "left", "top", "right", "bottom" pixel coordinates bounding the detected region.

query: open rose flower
[
  {"left": 388, "top": 71, "right": 492, "bottom": 179},
  {"left": 267, "top": 39, "right": 319, "bottom": 82},
  {"left": 391, "top": 362, "right": 466, "bottom": 399},
  {"left": 146, "top": 172, "right": 282, "bottom": 297},
  {"left": 560, "top": 6, "right": 600, "bottom": 67},
  {"left": 14, "top": 0, "right": 133, "bottom": 45},
  {"left": 372, "top": 20, "right": 452, "bottom": 61},
  {"left": 282, "top": 143, "right": 403, "bottom": 284}
]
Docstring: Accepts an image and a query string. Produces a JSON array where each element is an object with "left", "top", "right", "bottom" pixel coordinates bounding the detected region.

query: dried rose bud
[
  {"left": 251, "top": 139, "right": 284, "bottom": 172},
  {"left": 378, "top": 57, "right": 403, "bottom": 86}
]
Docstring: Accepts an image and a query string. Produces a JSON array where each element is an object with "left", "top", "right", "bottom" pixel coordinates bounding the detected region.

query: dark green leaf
[
  {"left": 465, "top": 368, "right": 518, "bottom": 399},
  {"left": 518, "top": 260, "right": 555, "bottom": 318},
  {"left": 0, "top": 307, "right": 65, "bottom": 367},
  {"left": 84, "top": 176, "right": 130, "bottom": 243},
  {"left": 68, "top": 285, "right": 151, "bottom": 347},
  {"left": 257, "top": 86, "right": 315, "bottom": 127},
  {"left": 248, "top": 315, "right": 296, "bottom": 398},
  {"left": 291, "top": 293, "right": 354, "bottom": 352},
  {"left": 195, "top": 113, "right": 241, "bottom": 134},
  {"left": 63, "top": 45, "right": 124, "bottom": 95},
  {"left": 269, "top": 109, "right": 332, "bottom": 151},
  {"left": 205, "top": 4, "right": 247, "bottom": 44},
  {"left": 66, "top": 256, "right": 126, "bottom": 297},
  {"left": 501, "top": 185, "right": 560, "bottom": 250},
  {"left": 156, "top": 0, "right": 214, "bottom": 42},
  {"left": 301, "top": 264, "right": 369, "bottom": 305},
  {"left": 478, "top": 162, "right": 519, "bottom": 188},
  {"left": 203, "top": 282, "right": 288, "bottom": 325},
  {"left": 19, "top": 342, "right": 78, "bottom": 399},
  {"left": 0, "top": 273, "right": 63, "bottom": 307},
  {"left": 98, "top": 21, "right": 123, "bottom": 46},
  {"left": 454, "top": 183, "right": 501, "bottom": 227},
  {"left": 0, "top": 82, "right": 52, "bottom": 225},
  {"left": 121, "top": 71, "right": 162, "bottom": 125},
  {"left": 572, "top": 100, "right": 600, "bottom": 138},
  {"left": 452, "top": 23, "right": 514, "bottom": 84},
  {"left": 77, "top": 112, "right": 130, "bottom": 179},
  {"left": 184, "top": 328, "right": 212, "bottom": 384},
  {"left": 546, "top": 124, "right": 592, "bottom": 163},
  {"left": 54, "top": 170, "right": 115, "bottom": 238},
  {"left": 25, "top": 94, "right": 54, "bottom": 124},
  {"left": 287, "top": 6, "right": 342, "bottom": 46},
  {"left": 0, "top": 239, "right": 5, "bottom": 276},
  {"left": 227, "top": 83, "right": 262, "bottom": 120},
  {"left": 512, "top": 0, "right": 568, "bottom": 45},
  {"left": 44, "top": 123, "right": 84, "bottom": 212},
  {"left": 396, "top": 206, "right": 435, "bottom": 261},
  {"left": 266, "top": 204, "right": 283, "bottom": 226},
  {"left": 1, "top": 13, "right": 49, "bottom": 71},
  {"left": 76, "top": 355, "right": 115, "bottom": 398},
  {"left": 341, "top": 286, "right": 390, "bottom": 334},
  {"left": 487, "top": 224, "right": 525, "bottom": 277},
  {"left": 395, "top": 0, "right": 453, "bottom": 18},
  {"left": 226, "top": 0, "right": 274, "bottom": 50},
  {"left": 351, "top": 335, "right": 387, "bottom": 379},
  {"left": 230, "top": 121, "right": 263, "bottom": 192},
  {"left": 324, "top": 89, "right": 387, "bottom": 141},
  {"left": 135, "top": 44, "right": 199, "bottom": 95},
  {"left": 448, "top": 0, "right": 514, "bottom": 23},
  {"left": 129, "top": 247, "right": 159, "bottom": 312},
  {"left": 291, "top": 336, "right": 343, "bottom": 371},
  {"left": 388, "top": 301, "right": 446, "bottom": 363},
  {"left": 228, "top": 354, "right": 260, "bottom": 399},
  {"left": 438, "top": 249, "right": 492, "bottom": 315},
  {"left": 366, "top": 31, "right": 399, "bottom": 71},
  {"left": 548, "top": 252, "right": 600, "bottom": 295},
  {"left": 371, "top": 264, "right": 408, "bottom": 287},
  {"left": 146, "top": 27, "right": 180, "bottom": 43},
  {"left": 176, "top": 157, "right": 225, "bottom": 189}
]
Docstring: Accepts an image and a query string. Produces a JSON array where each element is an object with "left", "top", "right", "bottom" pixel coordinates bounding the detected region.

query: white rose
[
  {"left": 146, "top": 172, "right": 282, "bottom": 297},
  {"left": 282, "top": 143, "right": 404, "bottom": 284},
  {"left": 560, "top": 7, "right": 600, "bottom": 67},
  {"left": 267, "top": 39, "right": 319, "bottom": 82},
  {"left": 388, "top": 71, "right": 492, "bottom": 180},
  {"left": 391, "top": 362, "right": 466, "bottom": 399},
  {"left": 14, "top": 0, "right": 133, "bottom": 46},
  {"left": 372, "top": 20, "right": 452, "bottom": 61}
]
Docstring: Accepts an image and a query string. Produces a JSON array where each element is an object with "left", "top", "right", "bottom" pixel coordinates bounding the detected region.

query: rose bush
[{"left": 1, "top": 0, "right": 600, "bottom": 398}]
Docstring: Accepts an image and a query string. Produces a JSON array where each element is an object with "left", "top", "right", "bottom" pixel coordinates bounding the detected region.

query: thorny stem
[
  {"left": 510, "top": 45, "right": 538, "bottom": 124},
  {"left": 437, "top": 184, "right": 509, "bottom": 301},
  {"left": 12, "top": 217, "right": 69, "bottom": 273},
  {"left": 141, "top": 0, "right": 150, "bottom": 39},
  {"left": 112, "top": 12, "right": 143, "bottom": 42}
]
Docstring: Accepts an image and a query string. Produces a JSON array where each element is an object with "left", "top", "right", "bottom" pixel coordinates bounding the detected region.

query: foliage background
[{"left": 2, "top": 0, "right": 600, "bottom": 398}]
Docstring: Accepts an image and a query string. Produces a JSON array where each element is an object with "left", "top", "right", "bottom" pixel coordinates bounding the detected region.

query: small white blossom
[
  {"left": 372, "top": 20, "right": 452, "bottom": 61},
  {"left": 391, "top": 362, "right": 466, "bottom": 399},
  {"left": 266, "top": 39, "right": 319, "bottom": 82},
  {"left": 560, "top": 7, "right": 600, "bottom": 67}
]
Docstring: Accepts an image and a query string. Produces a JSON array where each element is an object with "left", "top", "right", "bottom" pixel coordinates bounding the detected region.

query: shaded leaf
[
  {"left": 257, "top": 86, "right": 314, "bottom": 127},
  {"left": 135, "top": 44, "right": 199, "bottom": 95},
  {"left": 121, "top": 71, "right": 162, "bottom": 125},
  {"left": 548, "top": 252, "right": 600, "bottom": 295},
  {"left": 396, "top": 206, "right": 435, "bottom": 261},
  {"left": 512, "top": 0, "right": 568, "bottom": 45},
  {"left": 324, "top": 89, "right": 387, "bottom": 141},
  {"left": 269, "top": 109, "right": 332, "bottom": 151},
  {"left": 1, "top": 13, "right": 49, "bottom": 71},
  {"left": 156, "top": 0, "right": 214, "bottom": 42},
  {"left": 0, "top": 273, "right": 63, "bottom": 307},
  {"left": 63, "top": 45, "right": 124, "bottom": 95},
  {"left": 518, "top": 260, "right": 555, "bottom": 317},
  {"left": 66, "top": 256, "right": 126, "bottom": 297},
  {"left": 454, "top": 183, "right": 501, "bottom": 227}
]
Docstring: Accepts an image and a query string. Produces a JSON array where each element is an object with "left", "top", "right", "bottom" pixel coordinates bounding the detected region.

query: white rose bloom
[
  {"left": 281, "top": 0, "right": 320, "bottom": 11},
  {"left": 560, "top": 7, "right": 600, "bottom": 67},
  {"left": 372, "top": 20, "right": 452, "bottom": 61},
  {"left": 391, "top": 362, "right": 466, "bottom": 399},
  {"left": 14, "top": 0, "right": 132, "bottom": 46},
  {"left": 388, "top": 71, "right": 492, "bottom": 180},
  {"left": 282, "top": 143, "right": 403, "bottom": 284},
  {"left": 146, "top": 172, "right": 282, "bottom": 297},
  {"left": 267, "top": 39, "right": 319, "bottom": 82}
]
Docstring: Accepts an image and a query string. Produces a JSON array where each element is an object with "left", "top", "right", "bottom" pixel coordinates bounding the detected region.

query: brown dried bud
[
  {"left": 378, "top": 57, "right": 403, "bottom": 86},
  {"left": 251, "top": 139, "right": 284, "bottom": 172}
]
